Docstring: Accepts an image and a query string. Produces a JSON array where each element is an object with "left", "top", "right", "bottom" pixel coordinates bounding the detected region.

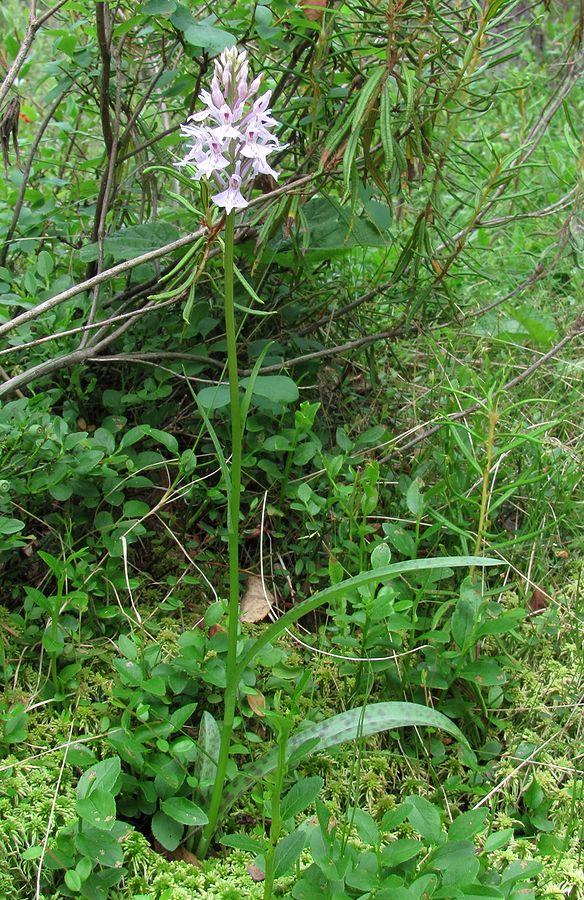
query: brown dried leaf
[
  {"left": 151, "top": 843, "right": 202, "bottom": 866},
  {"left": 240, "top": 574, "right": 273, "bottom": 624},
  {"left": 246, "top": 691, "right": 266, "bottom": 718},
  {"left": 528, "top": 586, "right": 549, "bottom": 613},
  {"left": 301, "top": 0, "right": 328, "bottom": 20},
  {"left": 248, "top": 863, "right": 266, "bottom": 882},
  {"left": 177, "top": 848, "right": 202, "bottom": 868}
]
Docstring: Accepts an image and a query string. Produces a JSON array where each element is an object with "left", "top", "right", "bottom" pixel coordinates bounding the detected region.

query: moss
[
  {"left": 0, "top": 757, "right": 76, "bottom": 899},
  {"left": 120, "top": 831, "right": 271, "bottom": 899}
]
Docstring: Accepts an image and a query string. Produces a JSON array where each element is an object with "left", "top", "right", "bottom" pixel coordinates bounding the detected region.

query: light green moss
[
  {"left": 119, "top": 831, "right": 280, "bottom": 899},
  {"left": 0, "top": 757, "right": 76, "bottom": 899}
]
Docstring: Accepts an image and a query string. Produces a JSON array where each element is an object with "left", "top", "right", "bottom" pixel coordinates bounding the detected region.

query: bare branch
[
  {"left": 117, "top": 123, "right": 179, "bottom": 164},
  {"left": 242, "top": 322, "right": 408, "bottom": 376},
  {"left": 86, "top": 325, "right": 409, "bottom": 380},
  {"left": 95, "top": 2, "right": 113, "bottom": 155},
  {"left": 0, "top": 364, "right": 25, "bottom": 398},
  {"left": 34, "top": 0, "right": 69, "bottom": 28},
  {"left": 477, "top": 188, "right": 577, "bottom": 229},
  {"left": 0, "top": 300, "right": 153, "bottom": 399},
  {"left": 0, "top": 311, "right": 406, "bottom": 399},
  {"left": 88, "top": 351, "right": 224, "bottom": 371},
  {"left": 0, "top": 297, "right": 178, "bottom": 358}
]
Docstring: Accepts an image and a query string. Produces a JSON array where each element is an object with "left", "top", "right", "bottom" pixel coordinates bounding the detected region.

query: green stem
[
  {"left": 279, "top": 431, "right": 298, "bottom": 502},
  {"left": 50, "top": 602, "right": 61, "bottom": 688},
  {"left": 263, "top": 731, "right": 288, "bottom": 899},
  {"left": 197, "top": 212, "right": 241, "bottom": 858},
  {"left": 471, "top": 407, "right": 498, "bottom": 579}
]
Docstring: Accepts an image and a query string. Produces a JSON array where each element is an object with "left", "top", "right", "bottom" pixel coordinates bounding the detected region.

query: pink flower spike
[
  {"left": 211, "top": 104, "right": 242, "bottom": 140},
  {"left": 189, "top": 109, "right": 210, "bottom": 123},
  {"left": 211, "top": 173, "right": 249, "bottom": 214},
  {"left": 175, "top": 144, "right": 206, "bottom": 175},
  {"left": 237, "top": 63, "right": 249, "bottom": 101},
  {"left": 177, "top": 44, "right": 287, "bottom": 207},
  {"left": 240, "top": 141, "right": 273, "bottom": 162},
  {"left": 220, "top": 62, "right": 231, "bottom": 91},
  {"left": 197, "top": 153, "right": 230, "bottom": 178}
]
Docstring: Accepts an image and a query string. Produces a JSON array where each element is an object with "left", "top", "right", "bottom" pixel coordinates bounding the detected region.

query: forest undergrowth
[{"left": 0, "top": 0, "right": 583, "bottom": 897}]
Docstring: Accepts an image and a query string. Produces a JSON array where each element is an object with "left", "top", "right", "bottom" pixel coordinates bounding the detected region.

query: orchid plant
[{"left": 177, "top": 46, "right": 288, "bottom": 858}]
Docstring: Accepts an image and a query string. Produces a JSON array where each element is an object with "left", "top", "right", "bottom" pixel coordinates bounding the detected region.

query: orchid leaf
[{"left": 218, "top": 701, "right": 468, "bottom": 817}]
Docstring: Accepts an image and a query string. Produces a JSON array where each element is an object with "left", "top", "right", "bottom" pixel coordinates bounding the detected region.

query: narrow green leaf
[
  {"left": 219, "top": 701, "right": 469, "bottom": 817},
  {"left": 233, "top": 264, "right": 264, "bottom": 306},
  {"left": 343, "top": 127, "right": 361, "bottom": 193},
  {"left": 239, "top": 343, "right": 273, "bottom": 435},
  {"left": 190, "top": 388, "right": 230, "bottom": 492},
  {"left": 236, "top": 556, "right": 502, "bottom": 677},
  {"left": 351, "top": 67, "right": 385, "bottom": 132},
  {"left": 401, "top": 63, "right": 414, "bottom": 121},
  {"left": 233, "top": 301, "right": 275, "bottom": 316},
  {"left": 379, "top": 80, "right": 393, "bottom": 174}
]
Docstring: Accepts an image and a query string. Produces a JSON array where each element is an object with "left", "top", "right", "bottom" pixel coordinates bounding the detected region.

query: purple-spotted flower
[{"left": 177, "top": 46, "right": 286, "bottom": 213}]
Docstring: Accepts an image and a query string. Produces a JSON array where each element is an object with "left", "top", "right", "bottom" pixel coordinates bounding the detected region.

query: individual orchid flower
[
  {"left": 211, "top": 170, "right": 248, "bottom": 214},
  {"left": 176, "top": 45, "right": 287, "bottom": 213},
  {"left": 176, "top": 128, "right": 230, "bottom": 178}
]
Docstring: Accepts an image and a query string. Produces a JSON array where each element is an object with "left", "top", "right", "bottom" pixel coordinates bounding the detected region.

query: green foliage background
[{"left": 0, "top": 0, "right": 583, "bottom": 897}]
